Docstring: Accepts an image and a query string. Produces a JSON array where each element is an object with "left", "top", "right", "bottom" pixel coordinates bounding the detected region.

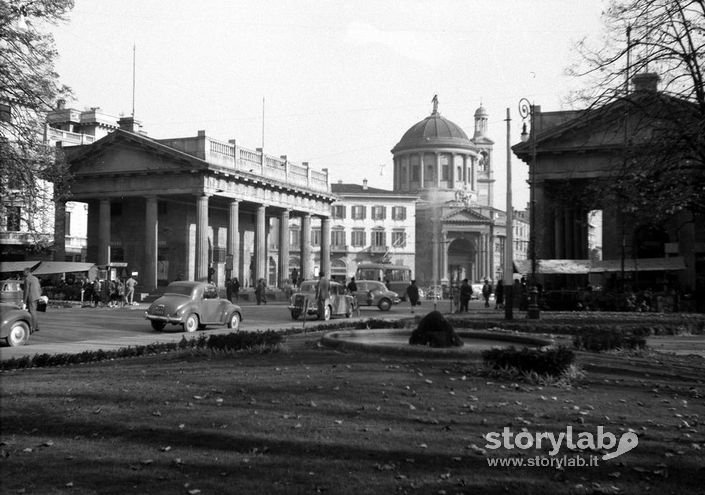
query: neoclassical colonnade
[
  {"left": 62, "top": 129, "right": 336, "bottom": 292},
  {"left": 85, "top": 194, "right": 333, "bottom": 292},
  {"left": 392, "top": 150, "right": 478, "bottom": 192}
]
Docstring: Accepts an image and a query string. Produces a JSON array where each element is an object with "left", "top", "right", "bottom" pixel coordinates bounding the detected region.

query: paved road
[
  {"left": 0, "top": 300, "right": 415, "bottom": 361},
  {"left": 3, "top": 299, "right": 703, "bottom": 360}
]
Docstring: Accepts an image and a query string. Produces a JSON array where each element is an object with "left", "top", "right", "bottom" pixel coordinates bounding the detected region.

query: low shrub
[
  {"left": 572, "top": 328, "right": 647, "bottom": 352},
  {"left": 207, "top": 330, "right": 282, "bottom": 352},
  {"left": 482, "top": 346, "right": 575, "bottom": 377}
]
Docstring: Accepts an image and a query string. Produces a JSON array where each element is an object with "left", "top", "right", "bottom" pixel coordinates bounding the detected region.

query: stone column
[
  {"left": 471, "top": 156, "right": 477, "bottom": 191},
  {"left": 301, "top": 214, "right": 312, "bottom": 280},
  {"left": 436, "top": 152, "right": 441, "bottom": 188},
  {"left": 405, "top": 155, "right": 411, "bottom": 191},
  {"left": 462, "top": 155, "right": 468, "bottom": 185},
  {"left": 440, "top": 231, "right": 448, "bottom": 284},
  {"left": 53, "top": 199, "right": 66, "bottom": 261},
  {"left": 418, "top": 153, "right": 424, "bottom": 188},
  {"left": 431, "top": 216, "right": 439, "bottom": 285},
  {"left": 279, "top": 209, "right": 290, "bottom": 287},
  {"left": 255, "top": 204, "right": 267, "bottom": 282},
  {"left": 98, "top": 199, "right": 111, "bottom": 266},
  {"left": 195, "top": 194, "right": 210, "bottom": 282},
  {"left": 449, "top": 154, "right": 455, "bottom": 189},
  {"left": 227, "top": 200, "right": 240, "bottom": 280},
  {"left": 320, "top": 216, "right": 331, "bottom": 278},
  {"left": 144, "top": 196, "right": 158, "bottom": 291}
]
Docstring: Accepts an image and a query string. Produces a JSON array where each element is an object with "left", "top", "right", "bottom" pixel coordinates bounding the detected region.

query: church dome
[
  {"left": 392, "top": 108, "right": 474, "bottom": 154},
  {"left": 474, "top": 104, "right": 488, "bottom": 118}
]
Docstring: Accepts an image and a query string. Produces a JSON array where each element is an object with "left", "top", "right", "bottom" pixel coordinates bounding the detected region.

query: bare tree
[
  {"left": 567, "top": 0, "right": 705, "bottom": 220},
  {"left": 0, "top": 0, "right": 74, "bottom": 246}
]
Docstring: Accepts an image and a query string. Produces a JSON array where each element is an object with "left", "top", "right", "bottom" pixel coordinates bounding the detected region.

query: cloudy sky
[{"left": 51, "top": 0, "right": 606, "bottom": 209}]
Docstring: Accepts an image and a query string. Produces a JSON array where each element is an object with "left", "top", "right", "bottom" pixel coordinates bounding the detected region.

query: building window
[
  {"left": 351, "top": 229, "right": 366, "bottom": 247},
  {"left": 392, "top": 206, "right": 406, "bottom": 220},
  {"left": 392, "top": 230, "right": 406, "bottom": 248},
  {"left": 351, "top": 205, "right": 366, "bottom": 220},
  {"left": 372, "top": 229, "right": 386, "bottom": 247},
  {"left": 331, "top": 205, "right": 345, "bottom": 219},
  {"left": 442, "top": 164, "right": 449, "bottom": 181},
  {"left": 65, "top": 211, "right": 71, "bottom": 236},
  {"left": 331, "top": 229, "right": 345, "bottom": 247},
  {"left": 312, "top": 228, "right": 321, "bottom": 246},
  {"left": 6, "top": 206, "right": 20, "bottom": 231},
  {"left": 289, "top": 228, "right": 300, "bottom": 247},
  {"left": 372, "top": 205, "right": 386, "bottom": 220},
  {"left": 412, "top": 164, "right": 419, "bottom": 181}
]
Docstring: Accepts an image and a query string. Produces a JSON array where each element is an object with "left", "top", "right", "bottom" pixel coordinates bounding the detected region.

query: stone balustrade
[{"left": 206, "top": 136, "right": 329, "bottom": 193}]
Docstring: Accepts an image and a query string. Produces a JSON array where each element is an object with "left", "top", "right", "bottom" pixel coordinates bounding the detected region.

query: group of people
[{"left": 81, "top": 276, "right": 138, "bottom": 308}]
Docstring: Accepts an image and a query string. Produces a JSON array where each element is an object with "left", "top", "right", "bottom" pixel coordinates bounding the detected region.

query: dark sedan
[{"left": 0, "top": 302, "right": 34, "bottom": 347}]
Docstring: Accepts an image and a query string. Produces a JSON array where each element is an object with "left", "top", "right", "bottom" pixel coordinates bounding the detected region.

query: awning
[
  {"left": 32, "top": 261, "right": 96, "bottom": 275},
  {"left": 0, "top": 261, "right": 41, "bottom": 273},
  {"left": 514, "top": 259, "right": 592, "bottom": 275},
  {"left": 513, "top": 257, "right": 686, "bottom": 274},
  {"left": 591, "top": 257, "right": 686, "bottom": 273}
]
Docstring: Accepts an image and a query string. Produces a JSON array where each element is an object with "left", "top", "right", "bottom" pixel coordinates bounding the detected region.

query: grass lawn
[{"left": 1, "top": 333, "right": 704, "bottom": 494}]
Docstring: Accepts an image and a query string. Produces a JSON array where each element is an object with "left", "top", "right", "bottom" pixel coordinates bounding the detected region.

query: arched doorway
[{"left": 448, "top": 237, "right": 476, "bottom": 284}]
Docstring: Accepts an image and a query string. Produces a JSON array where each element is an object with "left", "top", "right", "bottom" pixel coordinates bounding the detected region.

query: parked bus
[{"left": 354, "top": 263, "right": 412, "bottom": 300}]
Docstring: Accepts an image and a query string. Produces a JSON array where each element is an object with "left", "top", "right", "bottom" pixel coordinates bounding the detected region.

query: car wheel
[
  {"left": 227, "top": 312, "right": 241, "bottom": 330},
  {"left": 183, "top": 314, "right": 199, "bottom": 333},
  {"left": 6, "top": 320, "right": 30, "bottom": 347},
  {"left": 378, "top": 298, "right": 392, "bottom": 311},
  {"left": 290, "top": 310, "right": 300, "bottom": 320},
  {"left": 151, "top": 321, "right": 166, "bottom": 331},
  {"left": 319, "top": 305, "right": 331, "bottom": 321}
]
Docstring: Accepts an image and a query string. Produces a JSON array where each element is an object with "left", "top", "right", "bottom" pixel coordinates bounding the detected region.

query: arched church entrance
[{"left": 448, "top": 238, "right": 476, "bottom": 284}]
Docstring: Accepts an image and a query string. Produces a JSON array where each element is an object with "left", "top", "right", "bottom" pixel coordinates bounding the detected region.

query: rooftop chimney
[
  {"left": 362, "top": 178, "right": 368, "bottom": 190},
  {"left": 633, "top": 72, "right": 660, "bottom": 92},
  {"left": 56, "top": 99, "right": 66, "bottom": 110},
  {"left": 118, "top": 116, "right": 142, "bottom": 133}
]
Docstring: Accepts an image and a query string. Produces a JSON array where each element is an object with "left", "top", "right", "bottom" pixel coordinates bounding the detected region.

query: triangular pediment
[
  {"left": 513, "top": 92, "right": 696, "bottom": 159},
  {"left": 65, "top": 129, "right": 207, "bottom": 177},
  {"left": 442, "top": 207, "right": 492, "bottom": 223}
]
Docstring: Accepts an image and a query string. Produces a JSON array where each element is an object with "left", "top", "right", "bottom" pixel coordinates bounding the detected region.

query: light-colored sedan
[
  {"left": 288, "top": 280, "right": 355, "bottom": 321},
  {"left": 351, "top": 280, "right": 400, "bottom": 311},
  {"left": 145, "top": 281, "right": 242, "bottom": 332}
]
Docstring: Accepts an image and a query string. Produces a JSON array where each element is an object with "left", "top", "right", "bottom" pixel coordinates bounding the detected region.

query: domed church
[{"left": 391, "top": 96, "right": 504, "bottom": 288}]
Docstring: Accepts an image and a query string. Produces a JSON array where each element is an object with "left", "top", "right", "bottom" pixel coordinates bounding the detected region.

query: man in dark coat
[
  {"left": 23, "top": 267, "right": 42, "bottom": 331},
  {"left": 406, "top": 280, "right": 420, "bottom": 313}
]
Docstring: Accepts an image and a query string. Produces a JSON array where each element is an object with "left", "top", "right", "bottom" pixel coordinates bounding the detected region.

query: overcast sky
[{"left": 51, "top": 0, "right": 606, "bottom": 209}]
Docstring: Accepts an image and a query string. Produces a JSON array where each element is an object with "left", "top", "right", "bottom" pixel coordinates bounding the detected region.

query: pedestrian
[
  {"left": 117, "top": 278, "right": 126, "bottom": 307},
  {"left": 406, "top": 280, "right": 420, "bottom": 314},
  {"left": 23, "top": 267, "right": 42, "bottom": 332},
  {"left": 494, "top": 280, "right": 504, "bottom": 310},
  {"left": 482, "top": 279, "right": 492, "bottom": 308},
  {"left": 225, "top": 277, "right": 233, "bottom": 301},
  {"left": 291, "top": 268, "right": 299, "bottom": 288},
  {"left": 232, "top": 277, "right": 240, "bottom": 302},
  {"left": 347, "top": 276, "right": 358, "bottom": 294},
  {"left": 315, "top": 271, "right": 330, "bottom": 319},
  {"left": 459, "top": 278, "right": 472, "bottom": 312},
  {"left": 255, "top": 278, "right": 267, "bottom": 305},
  {"left": 125, "top": 275, "right": 137, "bottom": 305}
]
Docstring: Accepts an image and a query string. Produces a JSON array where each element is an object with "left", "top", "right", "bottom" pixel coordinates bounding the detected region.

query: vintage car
[
  {"left": 0, "top": 302, "right": 34, "bottom": 347},
  {"left": 351, "top": 280, "right": 400, "bottom": 311},
  {"left": 288, "top": 280, "right": 355, "bottom": 321},
  {"left": 1, "top": 279, "right": 23, "bottom": 306},
  {"left": 145, "top": 281, "right": 243, "bottom": 332}
]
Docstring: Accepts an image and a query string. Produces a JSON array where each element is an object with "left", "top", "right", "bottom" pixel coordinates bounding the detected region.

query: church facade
[{"left": 391, "top": 97, "right": 513, "bottom": 288}]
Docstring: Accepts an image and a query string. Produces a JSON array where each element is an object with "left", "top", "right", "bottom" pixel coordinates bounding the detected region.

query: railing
[
  {"left": 206, "top": 137, "right": 329, "bottom": 193},
  {"left": 47, "top": 128, "right": 96, "bottom": 145}
]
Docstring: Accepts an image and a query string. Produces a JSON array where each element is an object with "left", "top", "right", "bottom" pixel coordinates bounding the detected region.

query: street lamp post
[{"left": 519, "top": 98, "right": 540, "bottom": 319}]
